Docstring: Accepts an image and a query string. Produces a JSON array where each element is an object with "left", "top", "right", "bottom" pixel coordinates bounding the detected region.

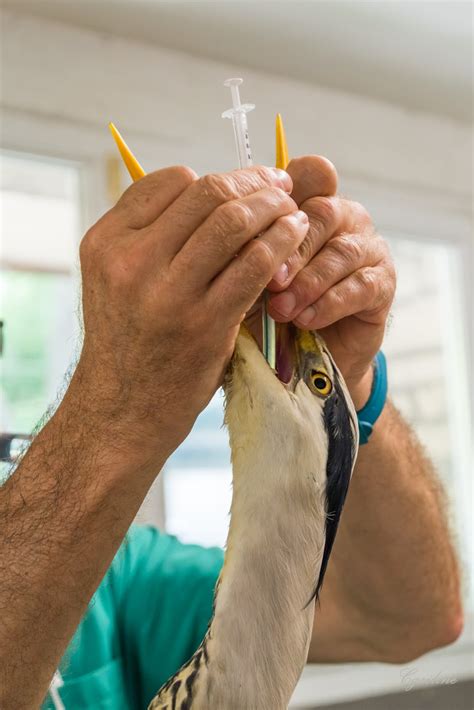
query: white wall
[{"left": 1, "top": 10, "right": 472, "bottom": 189}]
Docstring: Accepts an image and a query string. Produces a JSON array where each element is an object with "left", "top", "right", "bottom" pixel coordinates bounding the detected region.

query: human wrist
[
  {"left": 345, "top": 367, "right": 374, "bottom": 410},
  {"left": 58, "top": 362, "right": 178, "bottom": 478}
]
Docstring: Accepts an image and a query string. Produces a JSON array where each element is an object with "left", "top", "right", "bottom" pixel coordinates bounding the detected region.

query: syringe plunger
[{"left": 222, "top": 78, "right": 255, "bottom": 169}]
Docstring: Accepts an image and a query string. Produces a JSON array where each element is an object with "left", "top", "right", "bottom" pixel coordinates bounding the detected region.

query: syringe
[{"left": 222, "top": 78, "right": 276, "bottom": 370}]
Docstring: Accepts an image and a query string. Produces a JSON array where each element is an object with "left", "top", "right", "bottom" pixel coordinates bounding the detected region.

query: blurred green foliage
[{"left": 1, "top": 270, "right": 58, "bottom": 432}]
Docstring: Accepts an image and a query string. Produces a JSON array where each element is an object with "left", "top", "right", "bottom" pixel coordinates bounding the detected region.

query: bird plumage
[{"left": 149, "top": 327, "right": 358, "bottom": 710}]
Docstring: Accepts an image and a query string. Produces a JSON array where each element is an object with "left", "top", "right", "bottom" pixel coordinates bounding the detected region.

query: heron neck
[{"left": 205, "top": 401, "right": 328, "bottom": 709}]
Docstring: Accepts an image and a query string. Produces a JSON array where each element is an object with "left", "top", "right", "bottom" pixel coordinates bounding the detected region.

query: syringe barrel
[{"left": 232, "top": 111, "right": 253, "bottom": 169}]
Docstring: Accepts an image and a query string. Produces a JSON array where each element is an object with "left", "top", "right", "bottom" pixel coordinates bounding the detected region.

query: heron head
[
  {"left": 276, "top": 324, "right": 355, "bottom": 422},
  {"left": 275, "top": 322, "right": 359, "bottom": 599},
  {"left": 276, "top": 322, "right": 334, "bottom": 392},
  {"left": 231, "top": 324, "right": 357, "bottom": 435},
  {"left": 229, "top": 323, "right": 359, "bottom": 601},
  {"left": 230, "top": 323, "right": 358, "bottom": 452}
]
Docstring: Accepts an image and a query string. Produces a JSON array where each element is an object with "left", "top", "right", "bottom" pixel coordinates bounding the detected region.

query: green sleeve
[{"left": 116, "top": 525, "right": 224, "bottom": 708}]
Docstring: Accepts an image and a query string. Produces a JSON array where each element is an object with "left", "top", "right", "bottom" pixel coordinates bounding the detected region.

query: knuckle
[
  {"left": 226, "top": 166, "right": 272, "bottom": 196},
  {"left": 250, "top": 164, "right": 285, "bottom": 190},
  {"left": 327, "top": 285, "right": 345, "bottom": 311},
  {"left": 123, "top": 190, "right": 143, "bottom": 215},
  {"left": 215, "top": 201, "right": 252, "bottom": 235},
  {"left": 199, "top": 173, "right": 236, "bottom": 203},
  {"left": 378, "top": 265, "right": 396, "bottom": 306},
  {"left": 117, "top": 183, "right": 150, "bottom": 218},
  {"left": 279, "top": 211, "right": 302, "bottom": 238},
  {"left": 296, "top": 232, "right": 315, "bottom": 263},
  {"left": 245, "top": 239, "right": 275, "bottom": 275},
  {"left": 272, "top": 216, "right": 305, "bottom": 258},
  {"left": 332, "top": 234, "right": 364, "bottom": 264},
  {"left": 304, "top": 196, "right": 337, "bottom": 232},
  {"left": 354, "top": 267, "right": 377, "bottom": 296},
  {"left": 79, "top": 225, "right": 100, "bottom": 263},
  {"left": 119, "top": 177, "right": 148, "bottom": 205},
  {"left": 170, "top": 164, "right": 198, "bottom": 187},
  {"left": 265, "top": 186, "right": 294, "bottom": 210},
  {"left": 253, "top": 165, "right": 276, "bottom": 183},
  {"left": 119, "top": 166, "right": 197, "bottom": 211}
]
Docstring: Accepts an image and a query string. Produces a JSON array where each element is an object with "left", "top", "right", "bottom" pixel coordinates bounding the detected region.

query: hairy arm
[
  {"left": 308, "top": 399, "right": 463, "bottom": 663},
  {"left": 0, "top": 375, "right": 163, "bottom": 709}
]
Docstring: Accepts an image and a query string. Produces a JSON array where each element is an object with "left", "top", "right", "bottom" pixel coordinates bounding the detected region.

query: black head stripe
[{"left": 310, "top": 370, "right": 356, "bottom": 603}]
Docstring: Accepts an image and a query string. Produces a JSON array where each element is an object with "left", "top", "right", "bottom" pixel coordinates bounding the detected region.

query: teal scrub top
[{"left": 41, "top": 525, "right": 224, "bottom": 710}]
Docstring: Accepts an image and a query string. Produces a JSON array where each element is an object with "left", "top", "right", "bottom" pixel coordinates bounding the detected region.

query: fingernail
[
  {"left": 270, "top": 291, "right": 296, "bottom": 317},
  {"left": 297, "top": 305, "right": 317, "bottom": 326},
  {"left": 295, "top": 210, "right": 309, "bottom": 224},
  {"left": 272, "top": 262, "right": 289, "bottom": 285},
  {"left": 271, "top": 168, "right": 293, "bottom": 193}
]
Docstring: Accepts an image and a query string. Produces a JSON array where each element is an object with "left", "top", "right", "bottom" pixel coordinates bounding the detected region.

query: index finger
[
  {"left": 152, "top": 166, "right": 292, "bottom": 259},
  {"left": 116, "top": 166, "right": 198, "bottom": 229}
]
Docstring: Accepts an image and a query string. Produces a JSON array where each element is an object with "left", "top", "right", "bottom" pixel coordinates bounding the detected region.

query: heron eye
[{"left": 309, "top": 370, "right": 332, "bottom": 396}]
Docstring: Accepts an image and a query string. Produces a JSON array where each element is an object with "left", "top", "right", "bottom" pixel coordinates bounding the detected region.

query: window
[
  {"left": 164, "top": 391, "right": 232, "bottom": 547},
  {"left": 0, "top": 152, "right": 81, "bottom": 437},
  {"left": 386, "top": 236, "right": 472, "bottom": 606},
  {"left": 385, "top": 237, "right": 469, "bottom": 485}
]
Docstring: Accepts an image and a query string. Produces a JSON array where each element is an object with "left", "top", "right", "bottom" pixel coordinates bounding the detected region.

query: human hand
[
  {"left": 72, "top": 165, "right": 308, "bottom": 467},
  {"left": 265, "top": 156, "right": 396, "bottom": 408}
]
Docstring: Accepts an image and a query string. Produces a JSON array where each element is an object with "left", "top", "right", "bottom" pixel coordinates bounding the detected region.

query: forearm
[
  {"left": 0, "top": 371, "right": 166, "bottom": 709},
  {"left": 310, "top": 400, "right": 462, "bottom": 663}
]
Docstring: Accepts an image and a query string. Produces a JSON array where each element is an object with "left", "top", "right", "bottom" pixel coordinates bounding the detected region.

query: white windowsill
[{"left": 290, "top": 618, "right": 473, "bottom": 708}]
